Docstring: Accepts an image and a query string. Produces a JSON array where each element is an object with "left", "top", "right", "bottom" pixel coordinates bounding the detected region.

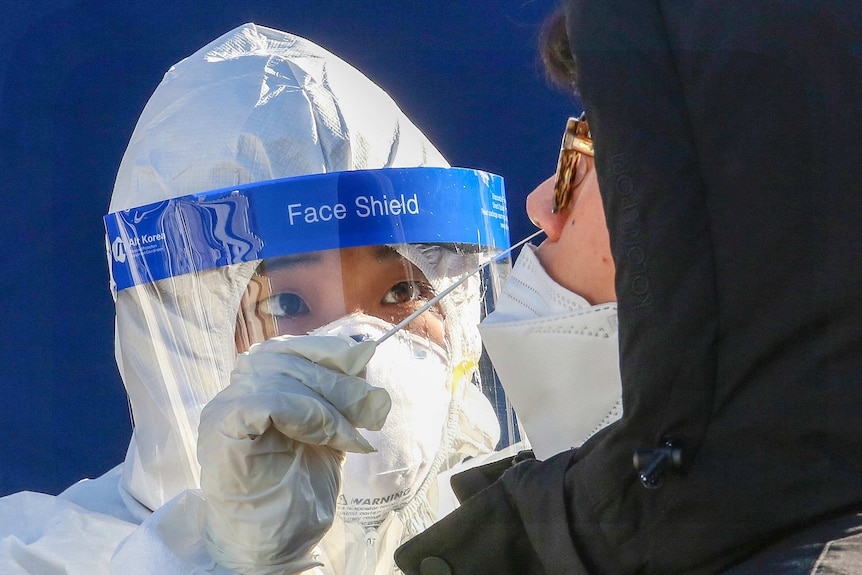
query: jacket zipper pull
[{"left": 633, "top": 441, "right": 683, "bottom": 489}]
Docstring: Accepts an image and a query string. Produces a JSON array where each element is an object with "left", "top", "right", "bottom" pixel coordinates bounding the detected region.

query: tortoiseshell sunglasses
[{"left": 552, "top": 113, "right": 594, "bottom": 214}]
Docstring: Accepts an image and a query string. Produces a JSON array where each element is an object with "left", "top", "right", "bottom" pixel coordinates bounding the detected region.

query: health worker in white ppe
[
  {"left": 0, "top": 23, "right": 512, "bottom": 575},
  {"left": 478, "top": 115, "right": 622, "bottom": 461}
]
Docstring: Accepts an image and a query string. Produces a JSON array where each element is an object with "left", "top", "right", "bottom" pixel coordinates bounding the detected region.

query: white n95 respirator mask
[
  {"left": 479, "top": 244, "right": 623, "bottom": 460},
  {"left": 312, "top": 314, "right": 453, "bottom": 528}
]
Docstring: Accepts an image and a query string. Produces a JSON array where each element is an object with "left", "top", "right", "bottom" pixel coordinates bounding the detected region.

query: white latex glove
[{"left": 198, "top": 336, "right": 390, "bottom": 575}]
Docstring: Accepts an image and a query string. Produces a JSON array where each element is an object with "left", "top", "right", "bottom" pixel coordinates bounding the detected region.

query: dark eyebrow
[
  {"left": 372, "top": 245, "right": 433, "bottom": 284},
  {"left": 261, "top": 252, "right": 324, "bottom": 272},
  {"left": 374, "top": 245, "right": 404, "bottom": 262}
]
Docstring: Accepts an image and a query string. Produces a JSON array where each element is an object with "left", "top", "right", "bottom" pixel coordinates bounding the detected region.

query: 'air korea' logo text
[{"left": 111, "top": 232, "right": 166, "bottom": 263}]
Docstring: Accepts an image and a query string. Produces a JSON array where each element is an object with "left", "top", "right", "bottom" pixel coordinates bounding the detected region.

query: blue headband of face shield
[{"left": 104, "top": 167, "right": 510, "bottom": 292}]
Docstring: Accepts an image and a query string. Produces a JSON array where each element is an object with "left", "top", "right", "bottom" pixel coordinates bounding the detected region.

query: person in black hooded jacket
[{"left": 394, "top": 2, "right": 862, "bottom": 574}]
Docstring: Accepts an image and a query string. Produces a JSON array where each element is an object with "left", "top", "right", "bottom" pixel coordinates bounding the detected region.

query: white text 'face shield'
[{"left": 105, "top": 167, "right": 518, "bottom": 510}]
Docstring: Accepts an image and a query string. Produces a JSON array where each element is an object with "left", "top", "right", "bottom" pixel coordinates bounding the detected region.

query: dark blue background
[{"left": 0, "top": 1, "right": 580, "bottom": 496}]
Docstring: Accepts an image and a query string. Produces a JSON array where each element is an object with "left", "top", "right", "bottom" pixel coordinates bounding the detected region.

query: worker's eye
[
  {"left": 382, "top": 281, "right": 436, "bottom": 306},
  {"left": 259, "top": 292, "right": 310, "bottom": 318}
]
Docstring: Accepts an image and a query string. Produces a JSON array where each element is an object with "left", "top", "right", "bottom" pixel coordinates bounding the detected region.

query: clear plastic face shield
[{"left": 105, "top": 167, "right": 519, "bottom": 509}]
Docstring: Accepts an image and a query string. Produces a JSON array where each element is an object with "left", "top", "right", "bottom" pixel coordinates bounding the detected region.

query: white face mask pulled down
[
  {"left": 478, "top": 244, "right": 622, "bottom": 460},
  {"left": 311, "top": 314, "right": 453, "bottom": 529}
]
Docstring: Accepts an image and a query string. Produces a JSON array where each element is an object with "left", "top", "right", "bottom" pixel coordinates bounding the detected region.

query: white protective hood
[{"left": 107, "top": 23, "right": 467, "bottom": 512}]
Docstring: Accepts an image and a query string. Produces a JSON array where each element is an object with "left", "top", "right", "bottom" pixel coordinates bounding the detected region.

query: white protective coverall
[{"left": 0, "top": 23, "right": 502, "bottom": 575}]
